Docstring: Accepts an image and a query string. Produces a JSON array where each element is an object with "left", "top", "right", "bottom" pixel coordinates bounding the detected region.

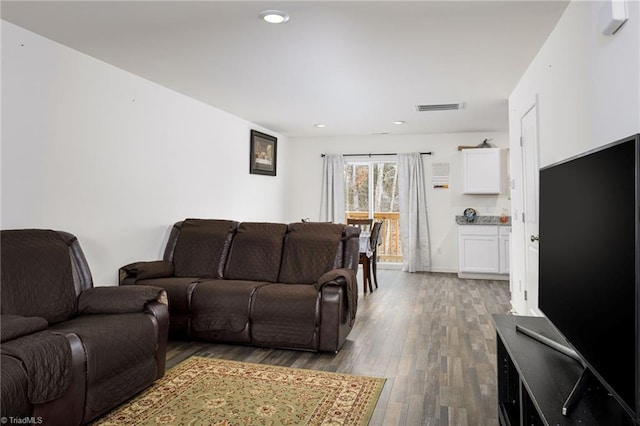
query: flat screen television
[{"left": 539, "top": 133, "right": 640, "bottom": 422}]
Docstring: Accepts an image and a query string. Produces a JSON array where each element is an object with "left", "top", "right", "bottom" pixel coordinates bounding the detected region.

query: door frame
[
  {"left": 510, "top": 95, "right": 542, "bottom": 316},
  {"left": 520, "top": 101, "right": 542, "bottom": 316}
]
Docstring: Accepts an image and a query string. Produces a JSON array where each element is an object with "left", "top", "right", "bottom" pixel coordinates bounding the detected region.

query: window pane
[
  {"left": 372, "top": 162, "right": 398, "bottom": 213},
  {"left": 372, "top": 162, "right": 401, "bottom": 263},
  {"left": 345, "top": 161, "right": 402, "bottom": 263},
  {"left": 345, "top": 163, "right": 369, "bottom": 215}
]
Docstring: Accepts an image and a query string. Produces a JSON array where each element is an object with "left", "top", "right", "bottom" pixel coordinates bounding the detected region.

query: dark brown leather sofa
[
  {"left": 119, "top": 219, "right": 360, "bottom": 352},
  {"left": 0, "top": 229, "right": 169, "bottom": 425}
]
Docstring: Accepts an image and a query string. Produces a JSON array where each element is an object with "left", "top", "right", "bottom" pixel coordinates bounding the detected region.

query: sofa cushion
[
  {"left": 224, "top": 223, "right": 288, "bottom": 282},
  {"left": 138, "top": 277, "right": 201, "bottom": 335},
  {"left": 251, "top": 284, "right": 319, "bottom": 349},
  {"left": 1, "top": 230, "right": 77, "bottom": 324},
  {"left": 191, "top": 279, "right": 269, "bottom": 343},
  {"left": 49, "top": 313, "right": 158, "bottom": 414},
  {"left": 173, "top": 219, "right": 237, "bottom": 278},
  {"left": 278, "top": 223, "right": 344, "bottom": 284}
]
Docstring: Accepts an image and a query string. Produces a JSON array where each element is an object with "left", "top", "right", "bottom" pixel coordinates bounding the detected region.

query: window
[{"left": 345, "top": 160, "right": 402, "bottom": 263}]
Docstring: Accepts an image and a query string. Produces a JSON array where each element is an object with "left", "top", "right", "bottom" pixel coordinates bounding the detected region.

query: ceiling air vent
[{"left": 415, "top": 103, "right": 463, "bottom": 112}]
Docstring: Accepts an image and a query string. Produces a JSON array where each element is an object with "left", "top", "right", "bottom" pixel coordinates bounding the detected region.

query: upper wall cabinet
[{"left": 462, "top": 148, "right": 503, "bottom": 194}]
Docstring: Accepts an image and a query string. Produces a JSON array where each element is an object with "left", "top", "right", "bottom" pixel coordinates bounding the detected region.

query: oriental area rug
[{"left": 93, "top": 356, "right": 386, "bottom": 426}]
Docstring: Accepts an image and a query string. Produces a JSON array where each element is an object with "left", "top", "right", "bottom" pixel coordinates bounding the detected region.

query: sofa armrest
[
  {"left": 144, "top": 300, "right": 170, "bottom": 379},
  {"left": 32, "top": 333, "right": 86, "bottom": 426},
  {"left": 316, "top": 268, "right": 358, "bottom": 326},
  {"left": 78, "top": 286, "right": 168, "bottom": 315},
  {"left": 119, "top": 260, "right": 174, "bottom": 285},
  {"left": 1, "top": 315, "right": 48, "bottom": 343},
  {"left": 316, "top": 268, "right": 356, "bottom": 291}
]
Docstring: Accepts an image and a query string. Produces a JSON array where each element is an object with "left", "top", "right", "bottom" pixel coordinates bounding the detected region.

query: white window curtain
[
  {"left": 397, "top": 153, "right": 431, "bottom": 272},
  {"left": 319, "top": 154, "right": 345, "bottom": 223}
]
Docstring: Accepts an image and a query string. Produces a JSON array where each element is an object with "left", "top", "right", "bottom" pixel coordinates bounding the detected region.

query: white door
[{"left": 521, "top": 104, "right": 541, "bottom": 316}]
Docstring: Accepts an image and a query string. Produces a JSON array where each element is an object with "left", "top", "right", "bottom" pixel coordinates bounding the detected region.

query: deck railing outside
[{"left": 346, "top": 211, "right": 402, "bottom": 263}]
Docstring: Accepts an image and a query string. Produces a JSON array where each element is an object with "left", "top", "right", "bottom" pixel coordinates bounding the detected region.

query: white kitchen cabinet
[
  {"left": 462, "top": 148, "right": 502, "bottom": 194},
  {"left": 458, "top": 225, "right": 510, "bottom": 279}
]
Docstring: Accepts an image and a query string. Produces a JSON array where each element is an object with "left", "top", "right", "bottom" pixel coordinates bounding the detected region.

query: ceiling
[{"left": 1, "top": 1, "right": 570, "bottom": 138}]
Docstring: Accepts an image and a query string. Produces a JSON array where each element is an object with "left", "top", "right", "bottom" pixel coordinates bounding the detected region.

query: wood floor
[{"left": 165, "top": 270, "right": 512, "bottom": 426}]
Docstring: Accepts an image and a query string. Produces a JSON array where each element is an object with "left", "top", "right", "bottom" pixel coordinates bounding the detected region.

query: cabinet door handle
[{"left": 530, "top": 235, "right": 539, "bottom": 242}]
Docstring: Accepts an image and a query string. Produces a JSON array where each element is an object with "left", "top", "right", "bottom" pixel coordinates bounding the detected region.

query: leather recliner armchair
[{"left": 0, "top": 229, "right": 170, "bottom": 425}]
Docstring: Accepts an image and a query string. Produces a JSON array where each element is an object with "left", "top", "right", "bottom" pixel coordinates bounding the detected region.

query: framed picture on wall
[{"left": 250, "top": 130, "right": 277, "bottom": 176}]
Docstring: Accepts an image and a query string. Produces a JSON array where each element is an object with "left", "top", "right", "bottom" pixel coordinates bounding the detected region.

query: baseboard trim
[{"left": 458, "top": 272, "right": 509, "bottom": 281}]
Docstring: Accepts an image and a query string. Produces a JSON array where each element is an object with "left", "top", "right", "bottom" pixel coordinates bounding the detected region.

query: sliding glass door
[{"left": 345, "top": 160, "right": 402, "bottom": 263}]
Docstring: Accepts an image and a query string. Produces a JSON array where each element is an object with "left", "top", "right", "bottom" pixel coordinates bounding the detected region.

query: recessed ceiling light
[
  {"left": 314, "top": 124, "right": 326, "bottom": 128},
  {"left": 392, "top": 120, "right": 406, "bottom": 125},
  {"left": 260, "top": 10, "right": 290, "bottom": 24}
]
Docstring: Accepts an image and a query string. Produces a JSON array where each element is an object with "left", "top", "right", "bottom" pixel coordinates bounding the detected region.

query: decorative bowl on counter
[{"left": 463, "top": 208, "right": 477, "bottom": 222}]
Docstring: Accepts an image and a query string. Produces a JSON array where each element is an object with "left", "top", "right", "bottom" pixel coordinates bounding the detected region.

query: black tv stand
[
  {"left": 493, "top": 314, "right": 635, "bottom": 425},
  {"left": 515, "top": 324, "right": 590, "bottom": 417}
]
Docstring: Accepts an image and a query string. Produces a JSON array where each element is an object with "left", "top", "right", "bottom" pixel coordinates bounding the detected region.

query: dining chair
[
  {"left": 347, "top": 217, "right": 373, "bottom": 233},
  {"left": 348, "top": 218, "right": 374, "bottom": 292},
  {"left": 353, "top": 220, "right": 382, "bottom": 293},
  {"left": 369, "top": 221, "right": 383, "bottom": 289}
]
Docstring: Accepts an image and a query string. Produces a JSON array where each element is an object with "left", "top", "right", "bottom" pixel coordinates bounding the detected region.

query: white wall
[
  {"left": 509, "top": 0, "right": 640, "bottom": 312},
  {"left": 287, "top": 133, "right": 511, "bottom": 273},
  {"left": 1, "top": 21, "right": 290, "bottom": 285}
]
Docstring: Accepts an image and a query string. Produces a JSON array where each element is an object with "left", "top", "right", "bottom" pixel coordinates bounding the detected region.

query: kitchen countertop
[{"left": 456, "top": 215, "right": 511, "bottom": 226}]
